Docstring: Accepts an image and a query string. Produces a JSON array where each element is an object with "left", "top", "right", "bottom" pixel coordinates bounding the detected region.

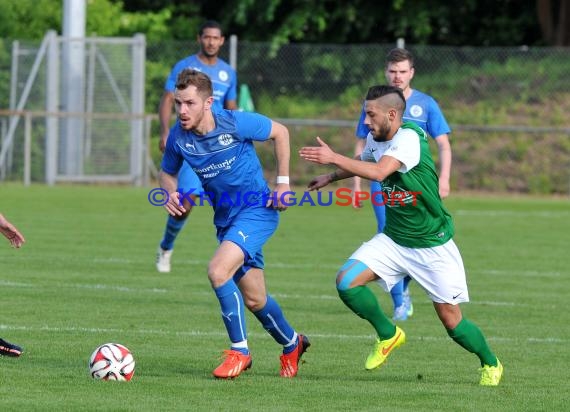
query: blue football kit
[
  {"left": 162, "top": 109, "right": 278, "bottom": 275},
  {"left": 162, "top": 109, "right": 298, "bottom": 355}
]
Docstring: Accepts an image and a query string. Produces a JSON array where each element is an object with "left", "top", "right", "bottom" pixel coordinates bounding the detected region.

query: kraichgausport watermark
[{"left": 148, "top": 188, "right": 421, "bottom": 207}]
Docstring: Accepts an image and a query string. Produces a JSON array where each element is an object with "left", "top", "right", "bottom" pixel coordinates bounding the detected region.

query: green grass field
[{"left": 0, "top": 184, "right": 568, "bottom": 411}]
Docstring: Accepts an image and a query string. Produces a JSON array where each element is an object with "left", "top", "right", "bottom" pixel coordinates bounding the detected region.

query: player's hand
[
  {"left": 267, "top": 184, "right": 291, "bottom": 211},
  {"left": 299, "top": 137, "right": 337, "bottom": 165},
  {"left": 0, "top": 216, "right": 25, "bottom": 248},
  {"left": 307, "top": 174, "right": 331, "bottom": 191},
  {"left": 163, "top": 191, "right": 187, "bottom": 216}
]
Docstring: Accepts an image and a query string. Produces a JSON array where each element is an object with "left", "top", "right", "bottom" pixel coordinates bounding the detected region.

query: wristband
[{"left": 276, "top": 176, "right": 290, "bottom": 184}]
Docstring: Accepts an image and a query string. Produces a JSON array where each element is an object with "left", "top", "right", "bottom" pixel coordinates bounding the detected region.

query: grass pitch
[{"left": 0, "top": 184, "right": 568, "bottom": 411}]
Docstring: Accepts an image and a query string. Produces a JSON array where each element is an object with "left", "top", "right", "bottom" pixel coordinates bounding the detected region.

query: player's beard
[
  {"left": 179, "top": 110, "right": 203, "bottom": 131},
  {"left": 372, "top": 116, "right": 391, "bottom": 142}
]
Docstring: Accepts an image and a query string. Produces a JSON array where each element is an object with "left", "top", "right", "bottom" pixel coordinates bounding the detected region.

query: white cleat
[{"left": 156, "top": 247, "right": 173, "bottom": 273}]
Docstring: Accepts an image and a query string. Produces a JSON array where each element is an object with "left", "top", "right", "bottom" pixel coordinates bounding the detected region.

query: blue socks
[
  {"left": 159, "top": 215, "right": 187, "bottom": 251},
  {"left": 253, "top": 295, "right": 297, "bottom": 354},
  {"left": 214, "top": 279, "right": 248, "bottom": 355},
  {"left": 214, "top": 284, "right": 297, "bottom": 355},
  {"left": 390, "top": 279, "right": 405, "bottom": 309}
]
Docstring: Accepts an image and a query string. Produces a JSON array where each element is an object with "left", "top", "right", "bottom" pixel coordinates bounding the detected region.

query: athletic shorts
[
  {"left": 216, "top": 205, "right": 279, "bottom": 281},
  {"left": 350, "top": 233, "right": 470, "bottom": 304}
]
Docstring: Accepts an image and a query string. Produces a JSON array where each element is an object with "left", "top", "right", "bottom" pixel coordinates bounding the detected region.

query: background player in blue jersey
[
  {"left": 0, "top": 212, "right": 25, "bottom": 357},
  {"left": 156, "top": 20, "right": 238, "bottom": 273},
  {"left": 352, "top": 48, "right": 452, "bottom": 321},
  {"left": 159, "top": 69, "right": 309, "bottom": 379}
]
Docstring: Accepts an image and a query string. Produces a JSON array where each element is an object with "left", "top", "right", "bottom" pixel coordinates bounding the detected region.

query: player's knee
[
  {"left": 207, "top": 265, "right": 231, "bottom": 288},
  {"left": 336, "top": 270, "right": 347, "bottom": 290},
  {"left": 243, "top": 295, "right": 265, "bottom": 312},
  {"left": 336, "top": 259, "right": 358, "bottom": 291},
  {"left": 336, "top": 259, "right": 371, "bottom": 291}
]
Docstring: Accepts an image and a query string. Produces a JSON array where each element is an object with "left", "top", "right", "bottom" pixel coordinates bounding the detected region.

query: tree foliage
[{"left": 0, "top": 0, "right": 561, "bottom": 45}]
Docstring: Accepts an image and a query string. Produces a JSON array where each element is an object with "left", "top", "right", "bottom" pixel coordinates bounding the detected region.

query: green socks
[
  {"left": 447, "top": 317, "right": 498, "bottom": 366},
  {"left": 338, "top": 286, "right": 395, "bottom": 339}
]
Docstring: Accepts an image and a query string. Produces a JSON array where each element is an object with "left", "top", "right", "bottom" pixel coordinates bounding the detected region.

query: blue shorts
[
  {"left": 178, "top": 162, "right": 203, "bottom": 195},
  {"left": 216, "top": 205, "right": 279, "bottom": 281}
]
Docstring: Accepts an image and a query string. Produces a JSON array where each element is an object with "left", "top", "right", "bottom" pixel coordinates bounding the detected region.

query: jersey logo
[
  {"left": 383, "top": 184, "right": 418, "bottom": 207},
  {"left": 185, "top": 142, "right": 196, "bottom": 151},
  {"left": 218, "top": 133, "right": 234, "bottom": 146},
  {"left": 409, "top": 104, "right": 423, "bottom": 118},
  {"left": 219, "top": 70, "right": 229, "bottom": 82}
]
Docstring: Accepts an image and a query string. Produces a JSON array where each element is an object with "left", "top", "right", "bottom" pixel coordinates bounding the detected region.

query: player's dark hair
[
  {"left": 365, "top": 85, "right": 406, "bottom": 116},
  {"left": 386, "top": 48, "right": 414, "bottom": 68},
  {"left": 199, "top": 20, "right": 223, "bottom": 36},
  {"left": 175, "top": 69, "right": 213, "bottom": 99}
]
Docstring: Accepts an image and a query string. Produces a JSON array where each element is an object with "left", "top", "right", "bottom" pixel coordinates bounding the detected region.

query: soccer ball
[{"left": 89, "top": 343, "right": 135, "bottom": 381}]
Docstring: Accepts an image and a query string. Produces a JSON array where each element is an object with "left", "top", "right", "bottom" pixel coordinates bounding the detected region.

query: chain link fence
[
  {"left": 0, "top": 33, "right": 146, "bottom": 185},
  {"left": 2, "top": 37, "right": 569, "bottom": 194}
]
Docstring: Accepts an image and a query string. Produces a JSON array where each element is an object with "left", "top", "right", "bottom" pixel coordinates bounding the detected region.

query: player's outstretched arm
[{"left": 300, "top": 137, "right": 402, "bottom": 183}]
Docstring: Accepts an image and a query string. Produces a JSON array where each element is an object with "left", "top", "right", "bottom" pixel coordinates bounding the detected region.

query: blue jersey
[
  {"left": 355, "top": 89, "right": 451, "bottom": 139},
  {"left": 165, "top": 54, "right": 237, "bottom": 110},
  {"left": 161, "top": 109, "right": 273, "bottom": 228}
]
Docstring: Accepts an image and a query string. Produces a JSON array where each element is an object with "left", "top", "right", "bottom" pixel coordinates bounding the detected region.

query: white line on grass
[
  {"left": 0, "top": 279, "right": 529, "bottom": 307},
  {"left": 0, "top": 323, "right": 565, "bottom": 344}
]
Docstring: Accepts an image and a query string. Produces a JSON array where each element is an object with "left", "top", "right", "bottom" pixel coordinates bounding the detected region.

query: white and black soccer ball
[{"left": 89, "top": 343, "right": 135, "bottom": 381}]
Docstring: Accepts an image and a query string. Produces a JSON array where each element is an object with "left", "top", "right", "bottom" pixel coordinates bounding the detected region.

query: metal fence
[
  {"left": 0, "top": 32, "right": 146, "bottom": 185},
  {"left": 1, "top": 36, "right": 569, "bottom": 194}
]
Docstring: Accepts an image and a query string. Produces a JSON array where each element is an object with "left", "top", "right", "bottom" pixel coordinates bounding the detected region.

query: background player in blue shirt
[
  {"left": 352, "top": 48, "right": 452, "bottom": 321},
  {"left": 156, "top": 20, "right": 238, "bottom": 273},
  {"left": 160, "top": 69, "right": 309, "bottom": 379}
]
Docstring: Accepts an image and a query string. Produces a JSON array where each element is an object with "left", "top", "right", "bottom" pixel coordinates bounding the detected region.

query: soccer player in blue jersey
[
  {"left": 352, "top": 48, "right": 452, "bottom": 321},
  {"left": 156, "top": 20, "right": 238, "bottom": 273},
  {"left": 159, "top": 69, "right": 309, "bottom": 379},
  {"left": 0, "top": 212, "right": 25, "bottom": 357}
]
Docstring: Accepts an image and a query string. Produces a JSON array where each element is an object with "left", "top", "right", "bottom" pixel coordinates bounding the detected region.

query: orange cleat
[
  {"left": 212, "top": 350, "right": 252, "bottom": 379},
  {"left": 279, "top": 334, "right": 310, "bottom": 378}
]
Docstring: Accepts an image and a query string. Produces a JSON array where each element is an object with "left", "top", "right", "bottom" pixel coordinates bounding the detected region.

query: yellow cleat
[
  {"left": 365, "top": 326, "right": 406, "bottom": 370},
  {"left": 480, "top": 359, "right": 503, "bottom": 386}
]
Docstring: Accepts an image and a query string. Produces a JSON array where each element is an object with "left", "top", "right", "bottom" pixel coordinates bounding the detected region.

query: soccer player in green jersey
[{"left": 299, "top": 85, "right": 503, "bottom": 386}]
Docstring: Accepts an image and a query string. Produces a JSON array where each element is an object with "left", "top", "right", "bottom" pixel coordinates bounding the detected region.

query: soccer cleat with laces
[
  {"left": 480, "top": 359, "right": 503, "bottom": 386},
  {"left": 156, "top": 247, "right": 173, "bottom": 273},
  {"left": 279, "top": 334, "right": 310, "bottom": 378},
  {"left": 365, "top": 326, "right": 406, "bottom": 370},
  {"left": 212, "top": 350, "right": 252, "bottom": 379},
  {"left": 0, "top": 338, "right": 23, "bottom": 357}
]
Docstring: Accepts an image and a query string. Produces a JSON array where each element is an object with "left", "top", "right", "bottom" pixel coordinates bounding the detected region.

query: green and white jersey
[{"left": 362, "top": 122, "right": 454, "bottom": 248}]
